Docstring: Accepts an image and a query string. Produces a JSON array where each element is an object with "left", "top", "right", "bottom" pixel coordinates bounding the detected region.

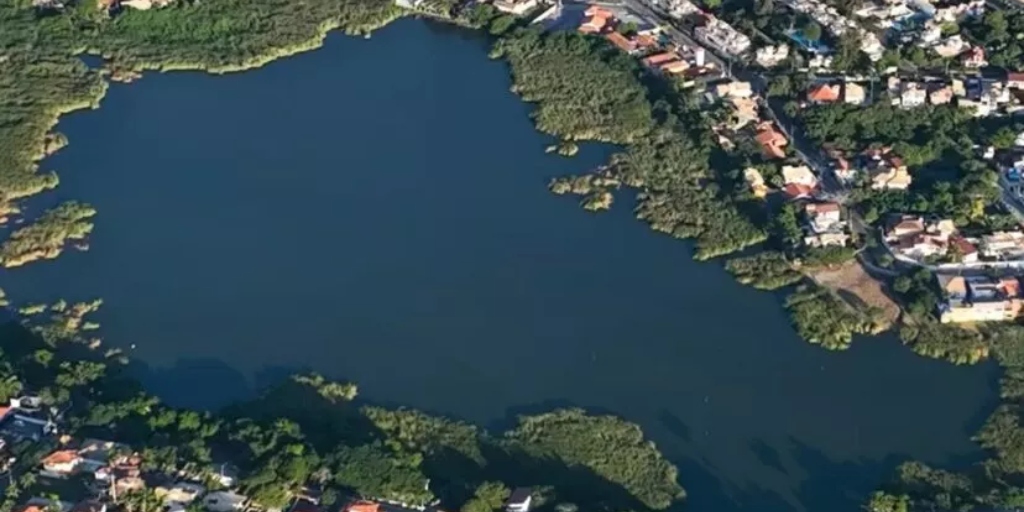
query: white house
[
  {"left": 505, "top": 489, "right": 533, "bottom": 512},
  {"left": 782, "top": 165, "right": 818, "bottom": 187}
]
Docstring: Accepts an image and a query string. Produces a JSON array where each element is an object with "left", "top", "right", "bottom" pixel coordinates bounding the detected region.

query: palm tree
[{"left": 0, "top": 375, "right": 22, "bottom": 402}]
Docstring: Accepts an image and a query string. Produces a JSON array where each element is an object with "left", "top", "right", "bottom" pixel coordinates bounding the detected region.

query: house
[
  {"left": 939, "top": 275, "right": 1024, "bottom": 323},
  {"left": 896, "top": 233, "right": 947, "bottom": 260},
  {"left": 952, "top": 78, "right": 967, "bottom": 97},
  {"left": 871, "top": 166, "right": 912, "bottom": 190},
  {"left": 981, "top": 231, "right": 1024, "bottom": 259},
  {"left": 713, "top": 80, "right": 753, "bottom": 99},
  {"left": 962, "top": 46, "right": 987, "bottom": 68},
  {"left": 949, "top": 235, "right": 979, "bottom": 263},
  {"left": 804, "top": 201, "right": 847, "bottom": 246},
  {"left": 930, "top": 85, "right": 954, "bottom": 105},
  {"left": 659, "top": 60, "right": 690, "bottom": 74},
  {"left": 832, "top": 156, "right": 856, "bottom": 183},
  {"left": 210, "top": 462, "right": 239, "bottom": 489},
  {"left": 730, "top": 97, "right": 759, "bottom": 129},
  {"left": 805, "top": 202, "right": 841, "bottom": 231},
  {"left": 633, "top": 34, "right": 659, "bottom": 52},
  {"left": 782, "top": 183, "right": 815, "bottom": 199},
  {"left": 755, "top": 121, "right": 787, "bottom": 159},
  {"left": 933, "top": 35, "right": 967, "bottom": 57},
  {"left": 807, "top": 83, "right": 841, "bottom": 103},
  {"left": 94, "top": 453, "right": 144, "bottom": 494},
  {"left": 782, "top": 165, "right": 817, "bottom": 187},
  {"left": 78, "top": 439, "right": 126, "bottom": 473},
  {"left": 885, "top": 216, "right": 959, "bottom": 261},
  {"left": 493, "top": 0, "right": 539, "bottom": 15},
  {"left": 743, "top": 168, "right": 769, "bottom": 198},
  {"left": 805, "top": 231, "right": 850, "bottom": 247},
  {"left": 1008, "top": 72, "right": 1024, "bottom": 90},
  {"left": 119, "top": 0, "right": 172, "bottom": 8},
  {"left": 155, "top": 482, "right": 205, "bottom": 509},
  {"left": 579, "top": 7, "right": 613, "bottom": 34},
  {"left": 860, "top": 148, "right": 912, "bottom": 190},
  {"left": 900, "top": 82, "right": 927, "bottom": 108},
  {"left": 604, "top": 32, "right": 637, "bottom": 54},
  {"left": 642, "top": 52, "right": 678, "bottom": 68},
  {"left": 342, "top": 502, "right": 380, "bottom": 512},
  {"left": 886, "top": 215, "right": 925, "bottom": 239},
  {"left": 505, "top": 489, "right": 533, "bottom": 512},
  {"left": 41, "top": 449, "right": 81, "bottom": 477},
  {"left": 755, "top": 44, "right": 789, "bottom": 67},
  {"left": 958, "top": 98, "right": 991, "bottom": 117},
  {"left": 203, "top": 492, "right": 247, "bottom": 512},
  {"left": 887, "top": 76, "right": 901, "bottom": 97},
  {"left": 844, "top": 82, "right": 866, "bottom": 105}
]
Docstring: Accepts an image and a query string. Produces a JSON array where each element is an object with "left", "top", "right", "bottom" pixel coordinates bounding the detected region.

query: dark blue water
[{"left": 0, "top": 18, "right": 997, "bottom": 512}]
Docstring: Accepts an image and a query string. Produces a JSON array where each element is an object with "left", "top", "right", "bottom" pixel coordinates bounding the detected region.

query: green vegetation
[
  {"left": 784, "top": 284, "right": 884, "bottom": 350},
  {"left": 491, "top": 31, "right": 653, "bottom": 144},
  {"left": 547, "top": 141, "right": 580, "bottom": 157},
  {"left": 504, "top": 408, "right": 684, "bottom": 510},
  {"left": 497, "top": 28, "right": 764, "bottom": 259},
  {"left": 0, "top": 201, "right": 96, "bottom": 268},
  {"left": 0, "top": 300, "right": 686, "bottom": 512},
  {"left": 725, "top": 251, "right": 802, "bottom": 290},
  {"left": 963, "top": 10, "right": 1024, "bottom": 70},
  {"left": 899, "top": 321, "right": 989, "bottom": 364},
  {"left": 291, "top": 372, "right": 359, "bottom": 402},
  {"left": 801, "top": 245, "right": 857, "bottom": 268},
  {"left": 461, "top": 482, "right": 511, "bottom": 512}
]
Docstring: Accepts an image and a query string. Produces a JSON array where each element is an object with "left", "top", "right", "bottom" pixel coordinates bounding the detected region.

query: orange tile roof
[
  {"left": 635, "top": 34, "right": 658, "bottom": 49},
  {"left": 604, "top": 32, "right": 636, "bottom": 53},
  {"left": 782, "top": 183, "right": 815, "bottom": 199},
  {"left": 579, "top": 18, "right": 608, "bottom": 34},
  {"left": 807, "top": 84, "right": 840, "bottom": 102},
  {"left": 754, "top": 124, "right": 787, "bottom": 159},
  {"left": 346, "top": 502, "right": 380, "bottom": 512},
  {"left": 660, "top": 60, "right": 689, "bottom": 74},
  {"left": 643, "top": 52, "right": 678, "bottom": 66},
  {"left": 16, "top": 506, "right": 45, "bottom": 512},
  {"left": 806, "top": 202, "right": 839, "bottom": 214},
  {"left": 43, "top": 449, "right": 80, "bottom": 466}
]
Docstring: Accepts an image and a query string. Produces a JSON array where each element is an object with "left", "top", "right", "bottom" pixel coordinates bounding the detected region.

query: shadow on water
[{"left": 132, "top": 356, "right": 992, "bottom": 512}]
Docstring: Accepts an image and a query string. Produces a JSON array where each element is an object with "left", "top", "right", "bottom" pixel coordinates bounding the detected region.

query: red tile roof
[
  {"left": 643, "top": 52, "right": 678, "bottom": 66},
  {"left": 782, "top": 183, "right": 815, "bottom": 199},
  {"left": 604, "top": 32, "right": 636, "bottom": 53},
  {"left": 806, "top": 202, "right": 839, "bottom": 214},
  {"left": 345, "top": 502, "right": 380, "bottom": 512},
  {"left": 43, "top": 450, "right": 79, "bottom": 466},
  {"left": 807, "top": 84, "right": 840, "bottom": 102}
]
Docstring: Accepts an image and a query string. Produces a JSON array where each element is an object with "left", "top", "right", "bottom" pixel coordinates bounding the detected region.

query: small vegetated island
[{"left": 5, "top": 0, "right": 1024, "bottom": 508}]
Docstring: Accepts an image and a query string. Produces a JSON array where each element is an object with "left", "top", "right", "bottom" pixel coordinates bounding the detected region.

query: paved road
[{"left": 619, "top": 0, "right": 733, "bottom": 72}]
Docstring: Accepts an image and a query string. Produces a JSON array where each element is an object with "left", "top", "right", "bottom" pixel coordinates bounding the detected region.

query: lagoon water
[{"left": 0, "top": 18, "right": 999, "bottom": 512}]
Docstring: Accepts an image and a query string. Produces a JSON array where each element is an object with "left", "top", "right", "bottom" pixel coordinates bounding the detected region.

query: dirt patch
[{"left": 808, "top": 261, "right": 901, "bottom": 330}]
